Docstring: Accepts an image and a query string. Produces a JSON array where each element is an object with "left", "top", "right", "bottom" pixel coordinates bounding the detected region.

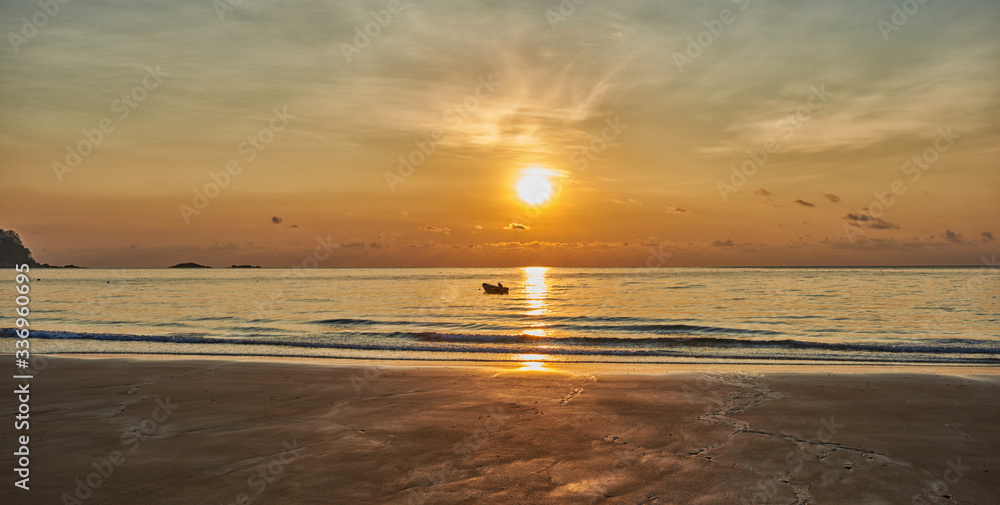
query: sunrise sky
[{"left": 1, "top": 0, "right": 997, "bottom": 267}]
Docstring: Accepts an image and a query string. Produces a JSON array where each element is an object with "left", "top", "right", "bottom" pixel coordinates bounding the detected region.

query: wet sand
[{"left": 4, "top": 356, "right": 998, "bottom": 504}]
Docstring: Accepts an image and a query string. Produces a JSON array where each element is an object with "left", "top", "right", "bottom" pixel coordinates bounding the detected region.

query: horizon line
[{"left": 21, "top": 264, "right": 992, "bottom": 269}]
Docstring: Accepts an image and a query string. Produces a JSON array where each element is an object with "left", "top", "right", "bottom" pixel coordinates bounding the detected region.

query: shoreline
[
  {"left": 6, "top": 355, "right": 999, "bottom": 503},
  {"left": 26, "top": 352, "right": 1000, "bottom": 375}
]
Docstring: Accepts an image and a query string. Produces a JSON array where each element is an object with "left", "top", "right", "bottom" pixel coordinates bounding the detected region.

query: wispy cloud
[
  {"left": 844, "top": 213, "right": 899, "bottom": 230},
  {"left": 420, "top": 226, "right": 451, "bottom": 234},
  {"left": 942, "top": 229, "right": 963, "bottom": 243}
]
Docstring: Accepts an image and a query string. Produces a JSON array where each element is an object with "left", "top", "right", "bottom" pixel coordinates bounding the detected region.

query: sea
[{"left": 8, "top": 267, "right": 1000, "bottom": 366}]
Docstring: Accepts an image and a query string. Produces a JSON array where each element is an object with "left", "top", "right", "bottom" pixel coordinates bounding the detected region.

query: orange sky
[{"left": 1, "top": 0, "right": 998, "bottom": 267}]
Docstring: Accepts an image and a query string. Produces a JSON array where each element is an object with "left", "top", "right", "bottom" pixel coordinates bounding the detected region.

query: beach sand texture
[{"left": 5, "top": 357, "right": 998, "bottom": 504}]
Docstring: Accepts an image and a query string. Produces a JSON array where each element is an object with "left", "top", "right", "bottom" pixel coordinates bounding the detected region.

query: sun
[{"left": 516, "top": 170, "right": 554, "bottom": 205}]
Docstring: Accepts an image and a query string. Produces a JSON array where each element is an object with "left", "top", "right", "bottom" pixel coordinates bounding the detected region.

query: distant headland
[
  {"left": 0, "top": 229, "right": 81, "bottom": 268},
  {"left": 2, "top": 229, "right": 271, "bottom": 269}
]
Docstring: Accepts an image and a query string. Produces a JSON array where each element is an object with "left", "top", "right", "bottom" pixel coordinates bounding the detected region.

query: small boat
[{"left": 482, "top": 282, "right": 509, "bottom": 294}]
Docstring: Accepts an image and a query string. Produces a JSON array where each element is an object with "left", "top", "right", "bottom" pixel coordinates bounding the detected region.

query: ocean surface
[{"left": 7, "top": 267, "right": 1000, "bottom": 365}]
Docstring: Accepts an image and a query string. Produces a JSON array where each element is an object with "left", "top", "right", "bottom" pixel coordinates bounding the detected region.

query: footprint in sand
[{"left": 559, "top": 386, "right": 584, "bottom": 405}]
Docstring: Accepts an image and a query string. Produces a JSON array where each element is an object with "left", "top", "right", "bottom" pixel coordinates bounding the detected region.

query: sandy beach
[{"left": 5, "top": 356, "right": 998, "bottom": 505}]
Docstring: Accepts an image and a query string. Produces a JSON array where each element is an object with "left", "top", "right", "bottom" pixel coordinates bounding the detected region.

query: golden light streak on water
[{"left": 515, "top": 353, "right": 549, "bottom": 371}]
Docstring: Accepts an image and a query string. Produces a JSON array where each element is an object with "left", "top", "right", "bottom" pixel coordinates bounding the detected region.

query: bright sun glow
[
  {"left": 516, "top": 170, "right": 554, "bottom": 205},
  {"left": 515, "top": 353, "right": 549, "bottom": 371}
]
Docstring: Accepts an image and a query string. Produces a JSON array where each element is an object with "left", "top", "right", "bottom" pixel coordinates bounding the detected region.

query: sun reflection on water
[
  {"left": 515, "top": 353, "right": 549, "bottom": 371},
  {"left": 517, "top": 267, "right": 551, "bottom": 368},
  {"left": 522, "top": 266, "right": 549, "bottom": 319}
]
